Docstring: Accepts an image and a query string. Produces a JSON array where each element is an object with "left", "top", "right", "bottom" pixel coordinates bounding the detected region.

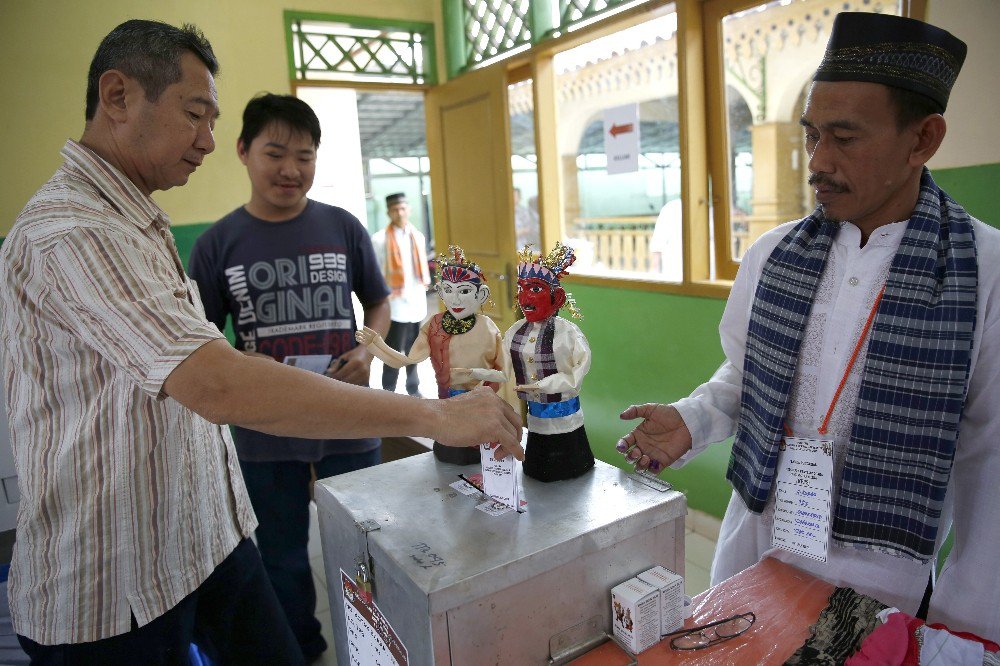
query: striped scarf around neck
[{"left": 729, "top": 168, "right": 978, "bottom": 561}]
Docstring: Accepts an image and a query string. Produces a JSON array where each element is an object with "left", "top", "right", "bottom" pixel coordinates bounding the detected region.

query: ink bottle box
[
  {"left": 638, "top": 565, "right": 685, "bottom": 635},
  {"left": 611, "top": 576, "right": 661, "bottom": 654}
]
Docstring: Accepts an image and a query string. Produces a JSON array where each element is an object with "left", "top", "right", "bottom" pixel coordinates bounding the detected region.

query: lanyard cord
[{"left": 784, "top": 284, "right": 887, "bottom": 438}]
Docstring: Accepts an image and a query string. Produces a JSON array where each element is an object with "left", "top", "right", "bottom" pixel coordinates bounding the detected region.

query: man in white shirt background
[{"left": 371, "top": 193, "right": 430, "bottom": 397}]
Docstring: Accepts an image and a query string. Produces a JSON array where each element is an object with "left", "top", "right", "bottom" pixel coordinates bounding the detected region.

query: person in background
[
  {"left": 618, "top": 12, "right": 1000, "bottom": 641},
  {"left": 188, "top": 93, "right": 389, "bottom": 663},
  {"left": 649, "top": 198, "right": 682, "bottom": 280},
  {"left": 514, "top": 187, "right": 540, "bottom": 250},
  {"left": 0, "top": 19, "right": 522, "bottom": 665},
  {"left": 371, "top": 192, "right": 429, "bottom": 397}
]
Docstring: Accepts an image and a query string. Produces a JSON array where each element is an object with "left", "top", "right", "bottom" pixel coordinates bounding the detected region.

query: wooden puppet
[
  {"left": 470, "top": 242, "right": 594, "bottom": 481},
  {"left": 356, "top": 245, "right": 505, "bottom": 464}
]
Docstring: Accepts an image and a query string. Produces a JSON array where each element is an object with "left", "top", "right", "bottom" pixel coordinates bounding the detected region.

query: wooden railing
[{"left": 572, "top": 216, "right": 657, "bottom": 273}]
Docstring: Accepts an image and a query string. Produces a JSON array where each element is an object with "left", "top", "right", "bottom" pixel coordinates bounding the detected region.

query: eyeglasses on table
[{"left": 663, "top": 611, "right": 756, "bottom": 651}]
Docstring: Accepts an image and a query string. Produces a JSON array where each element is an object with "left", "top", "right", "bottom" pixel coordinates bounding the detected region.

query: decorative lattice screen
[
  {"left": 463, "top": 0, "right": 532, "bottom": 67},
  {"left": 559, "top": 0, "right": 635, "bottom": 28},
  {"left": 290, "top": 19, "right": 431, "bottom": 84}
]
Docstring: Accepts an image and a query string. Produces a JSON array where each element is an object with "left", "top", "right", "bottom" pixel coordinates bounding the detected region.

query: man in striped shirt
[{"left": 0, "top": 19, "right": 522, "bottom": 665}]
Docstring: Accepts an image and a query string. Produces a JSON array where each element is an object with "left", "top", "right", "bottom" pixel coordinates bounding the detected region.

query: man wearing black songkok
[{"left": 618, "top": 12, "right": 1000, "bottom": 640}]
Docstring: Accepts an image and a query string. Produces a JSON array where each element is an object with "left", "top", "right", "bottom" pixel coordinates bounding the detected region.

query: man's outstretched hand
[{"left": 617, "top": 403, "right": 692, "bottom": 473}]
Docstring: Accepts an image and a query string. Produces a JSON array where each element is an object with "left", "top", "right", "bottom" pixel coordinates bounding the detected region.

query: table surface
[{"left": 571, "top": 558, "right": 834, "bottom": 665}]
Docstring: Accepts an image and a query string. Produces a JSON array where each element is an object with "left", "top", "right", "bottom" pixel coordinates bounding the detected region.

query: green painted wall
[
  {"left": 570, "top": 284, "right": 735, "bottom": 517},
  {"left": 172, "top": 224, "right": 213, "bottom": 272},
  {"left": 932, "top": 163, "right": 1000, "bottom": 227}
]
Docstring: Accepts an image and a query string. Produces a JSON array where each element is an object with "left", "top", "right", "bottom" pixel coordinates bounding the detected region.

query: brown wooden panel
[{"left": 440, "top": 94, "right": 499, "bottom": 258}]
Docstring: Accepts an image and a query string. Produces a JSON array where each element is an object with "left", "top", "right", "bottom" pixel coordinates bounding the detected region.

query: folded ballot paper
[
  {"left": 283, "top": 354, "right": 333, "bottom": 374},
  {"left": 478, "top": 443, "right": 521, "bottom": 513}
]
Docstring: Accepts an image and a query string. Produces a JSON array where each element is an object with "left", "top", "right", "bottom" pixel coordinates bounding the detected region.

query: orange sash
[{"left": 385, "top": 226, "right": 429, "bottom": 296}]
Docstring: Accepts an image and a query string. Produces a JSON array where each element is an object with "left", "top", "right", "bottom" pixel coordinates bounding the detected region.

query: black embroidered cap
[
  {"left": 813, "top": 12, "right": 966, "bottom": 112},
  {"left": 385, "top": 192, "right": 407, "bottom": 207}
]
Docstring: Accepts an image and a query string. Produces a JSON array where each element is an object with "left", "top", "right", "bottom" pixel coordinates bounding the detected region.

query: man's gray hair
[{"left": 85, "top": 19, "right": 218, "bottom": 121}]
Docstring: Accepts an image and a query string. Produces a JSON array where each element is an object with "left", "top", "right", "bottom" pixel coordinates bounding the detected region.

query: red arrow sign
[{"left": 609, "top": 122, "right": 634, "bottom": 138}]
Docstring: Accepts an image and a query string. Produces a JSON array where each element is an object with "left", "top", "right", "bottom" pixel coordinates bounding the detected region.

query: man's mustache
[{"left": 808, "top": 173, "right": 849, "bottom": 192}]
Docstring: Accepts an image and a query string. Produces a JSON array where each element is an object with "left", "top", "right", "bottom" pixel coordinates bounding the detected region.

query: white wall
[
  {"left": 926, "top": 0, "right": 1000, "bottom": 170},
  {"left": 297, "top": 87, "right": 368, "bottom": 224}
]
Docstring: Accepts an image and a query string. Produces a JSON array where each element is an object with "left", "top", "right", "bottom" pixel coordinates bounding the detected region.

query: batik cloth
[{"left": 785, "top": 587, "right": 889, "bottom": 665}]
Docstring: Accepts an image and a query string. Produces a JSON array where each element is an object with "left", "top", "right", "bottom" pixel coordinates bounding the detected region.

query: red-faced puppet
[{"left": 506, "top": 242, "right": 592, "bottom": 482}]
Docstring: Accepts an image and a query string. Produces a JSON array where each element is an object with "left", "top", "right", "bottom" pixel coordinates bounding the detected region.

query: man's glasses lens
[{"left": 668, "top": 612, "right": 755, "bottom": 650}]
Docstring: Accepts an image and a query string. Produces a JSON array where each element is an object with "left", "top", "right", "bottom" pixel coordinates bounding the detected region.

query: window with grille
[{"left": 285, "top": 12, "right": 436, "bottom": 85}]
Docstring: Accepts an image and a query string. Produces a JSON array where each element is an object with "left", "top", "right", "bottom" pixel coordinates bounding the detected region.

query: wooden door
[{"left": 425, "top": 65, "right": 519, "bottom": 335}]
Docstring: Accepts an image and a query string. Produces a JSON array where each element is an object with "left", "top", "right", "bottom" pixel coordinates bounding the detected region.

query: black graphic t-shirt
[{"left": 189, "top": 200, "right": 390, "bottom": 462}]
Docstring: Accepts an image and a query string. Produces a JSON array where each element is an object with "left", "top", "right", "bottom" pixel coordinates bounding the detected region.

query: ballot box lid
[{"left": 315, "top": 454, "right": 686, "bottom": 614}]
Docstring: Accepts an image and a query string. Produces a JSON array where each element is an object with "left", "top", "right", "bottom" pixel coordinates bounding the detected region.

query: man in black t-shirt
[{"left": 189, "top": 94, "right": 390, "bottom": 663}]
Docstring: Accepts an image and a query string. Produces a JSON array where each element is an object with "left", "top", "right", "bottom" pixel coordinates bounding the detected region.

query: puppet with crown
[
  {"left": 469, "top": 242, "right": 594, "bottom": 481},
  {"left": 356, "top": 245, "right": 505, "bottom": 464}
]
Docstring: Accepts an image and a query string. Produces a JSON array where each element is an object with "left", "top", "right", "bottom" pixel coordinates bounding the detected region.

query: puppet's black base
[
  {"left": 433, "top": 441, "right": 482, "bottom": 465},
  {"left": 523, "top": 425, "right": 595, "bottom": 482}
]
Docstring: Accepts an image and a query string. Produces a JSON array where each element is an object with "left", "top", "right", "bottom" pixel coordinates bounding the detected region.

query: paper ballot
[
  {"left": 480, "top": 444, "right": 520, "bottom": 509},
  {"left": 283, "top": 354, "right": 333, "bottom": 374}
]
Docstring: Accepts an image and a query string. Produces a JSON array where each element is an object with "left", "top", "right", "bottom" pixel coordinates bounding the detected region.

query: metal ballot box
[{"left": 316, "top": 454, "right": 686, "bottom": 665}]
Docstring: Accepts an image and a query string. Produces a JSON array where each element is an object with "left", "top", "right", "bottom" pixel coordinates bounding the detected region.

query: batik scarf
[
  {"left": 728, "top": 168, "right": 978, "bottom": 560},
  {"left": 385, "top": 225, "right": 429, "bottom": 296}
]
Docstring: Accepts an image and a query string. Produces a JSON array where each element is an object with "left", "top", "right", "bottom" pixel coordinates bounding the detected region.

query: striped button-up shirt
[{"left": 0, "top": 140, "right": 257, "bottom": 644}]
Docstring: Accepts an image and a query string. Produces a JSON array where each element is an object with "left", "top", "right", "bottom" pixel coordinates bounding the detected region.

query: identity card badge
[{"left": 771, "top": 436, "right": 834, "bottom": 562}]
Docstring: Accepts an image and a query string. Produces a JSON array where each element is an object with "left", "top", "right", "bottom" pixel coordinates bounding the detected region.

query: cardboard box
[
  {"left": 611, "top": 577, "right": 661, "bottom": 654},
  {"left": 638, "top": 565, "right": 686, "bottom": 635}
]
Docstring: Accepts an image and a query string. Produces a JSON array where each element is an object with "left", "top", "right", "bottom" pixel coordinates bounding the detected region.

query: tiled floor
[
  {"left": 682, "top": 508, "right": 722, "bottom": 598},
  {"left": 305, "top": 503, "right": 719, "bottom": 665},
  {"left": 307, "top": 503, "right": 338, "bottom": 666}
]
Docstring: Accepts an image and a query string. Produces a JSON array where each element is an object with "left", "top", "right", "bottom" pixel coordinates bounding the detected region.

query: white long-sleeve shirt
[
  {"left": 371, "top": 224, "right": 428, "bottom": 323},
  {"left": 673, "top": 217, "right": 1000, "bottom": 640}
]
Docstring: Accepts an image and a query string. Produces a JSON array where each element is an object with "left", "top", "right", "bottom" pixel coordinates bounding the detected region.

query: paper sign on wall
[{"left": 604, "top": 103, "right": 640, "bottom": 175}]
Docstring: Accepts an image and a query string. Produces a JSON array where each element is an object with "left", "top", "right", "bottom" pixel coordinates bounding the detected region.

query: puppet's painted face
[
  {"left": 517, "top": 277, "right": 565, "bottom": 322},
  {"left": 437, "top": 280, "right": 488, "bottom": 320}
]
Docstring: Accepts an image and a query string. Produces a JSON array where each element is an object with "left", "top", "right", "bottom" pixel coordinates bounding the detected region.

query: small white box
[
  {"left": 638, "top": 565, "right": 685, "bottom": 635},
  {"left": 611, "top": 577, "right": 661, "bottom": 654}
]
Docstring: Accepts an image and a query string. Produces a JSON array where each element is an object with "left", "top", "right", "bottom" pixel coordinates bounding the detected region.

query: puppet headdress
[{"left": 437, "top": 245, "right": 485, "bottom": 285}]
